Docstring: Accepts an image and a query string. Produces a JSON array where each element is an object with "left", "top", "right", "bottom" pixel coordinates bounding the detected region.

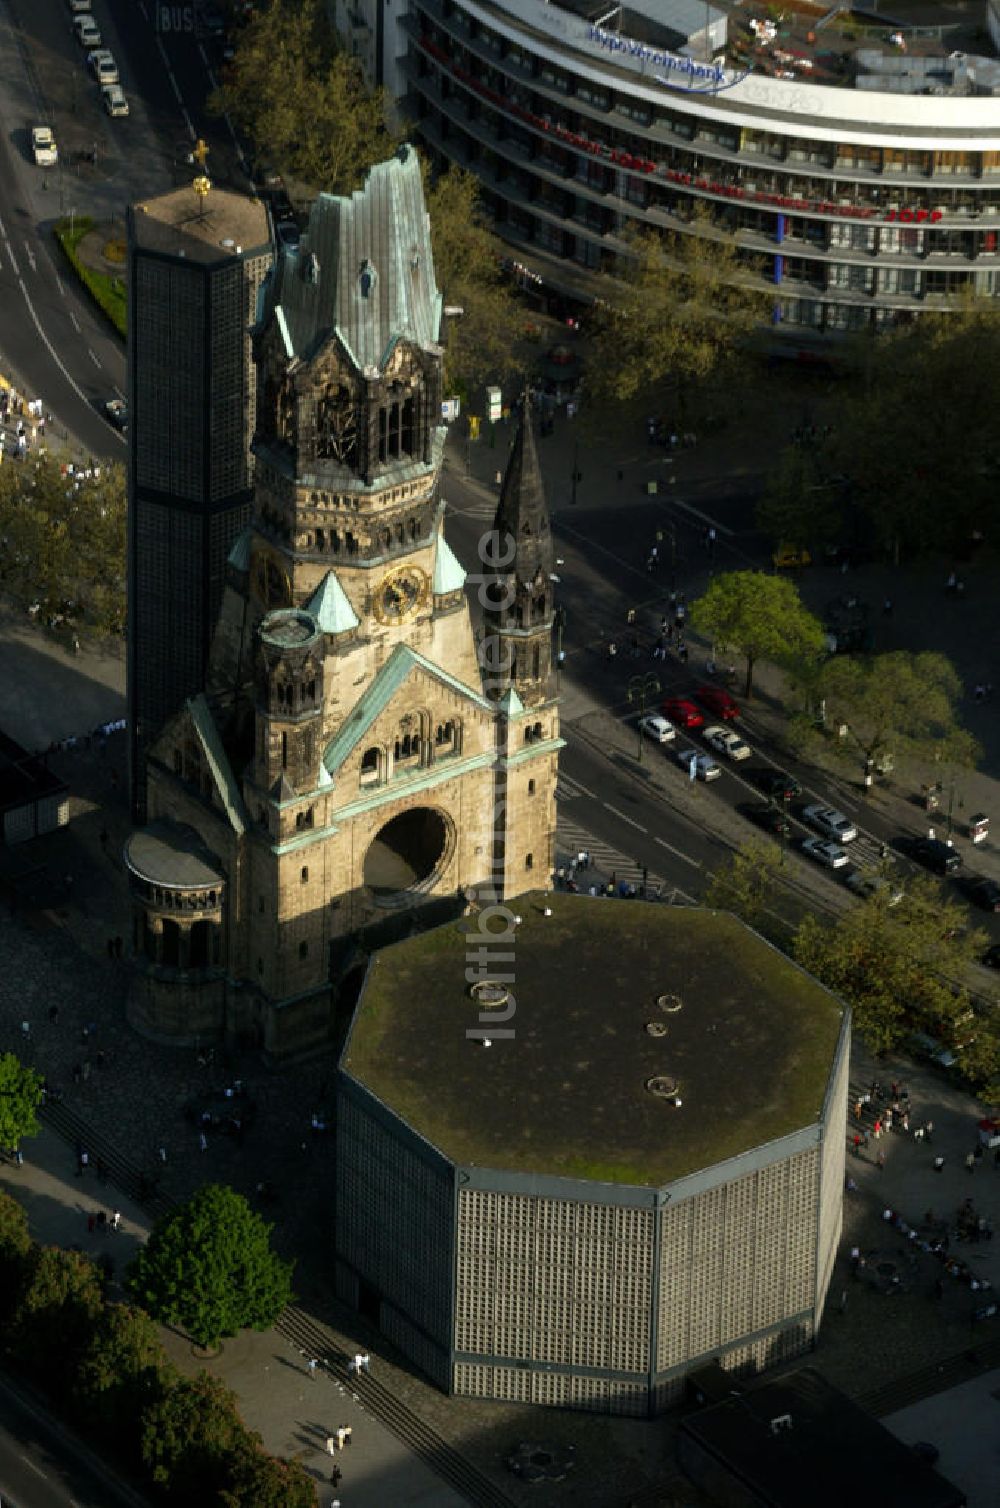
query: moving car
[
  {"left": 31, "top": 126, "right": 58, "bottom": 166},
  {"left": 801, "top": 836, "right": 849, "bottom": 870},
  {"left": 637, "top": 714, "right": 676, "bottom": 744},
  {"left": 87, "top": 48, "right": 118, "bottom": 83},
  {"left": 754, "top": 768, "right": 801, "bottom": 800},
  {"left": 675, "top": 748, "right": 721, "bottom": 782},
  {"left": 803, "top": 804, "right": 858, "bottom": 844},
  {"left": 963, "top": 875, "right": 1000, "bottom": 912},
  {"left": 662, "top": 697, "right": 704, "bottom": 730},
  {"left": 102, "top": 84, "right": 129, "bottom": 117},
  {"left": 910, "top": 836, "right": 962, "bottom": 876},
  {"left": 846, "top": 870, "right": 904, "bottom": 906},
  {"left": 696, "top": 684, "right": 740, "bottom": 720},
  {"left": 702, "top": 724, "right": 751, "bottom": 761},
  {"left": 275, "top": 219, "right": 300, "bottom": 251},
  {"left": 104, "top": 397, "right": 128, "bottom": 430},
  {"left": 74, "top": 15, "right": 102, "bottom": 46},
  {"left": 740, "top": 802, "right": 792, "bottom": 839}
]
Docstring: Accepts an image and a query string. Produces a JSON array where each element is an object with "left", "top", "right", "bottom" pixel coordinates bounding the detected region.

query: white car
[
  {"left": 68, "top": 0, "right": 92, "bottom": 11},
  {"left": 676, "top": 747, "right": 722, "bottom": 782},
  {"left": 801, "top": 836, "right": 849, "bottom": 870},
  {"left": 702, "top": 724, "right": 751, "bottom": 762},
  {"left": 31, "top": 126, "right": 58, "bottom": 166},
  {"left": 102, "top": 83, "right": 129, "bottom": 117},
  {"left": 74, "top": 14, "right": 102, "bottom": 45},
  {"left": 846, "top": 870, "right": 904, "bottom": 906},
  {"left": 87, "top": 48, "right": 118, "bottom": 84},
  {"left": 638, "top": 714, "right": 676, "bottom": 744},
  {"left": 803, "top": 804, "right": 858, "bottom": 844}
]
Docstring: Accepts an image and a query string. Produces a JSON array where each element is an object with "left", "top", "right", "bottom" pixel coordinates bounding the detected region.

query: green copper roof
[
  {"left": 306, "top": 571, "right": 359, "bottom": 634},
  {"left": 264, "top": 145, "right": 442, "bottom": 371},
  {"left": 433, "top": 533, "right": 466, "bottom": 596},
  {"left": 323, "top": 643, "right": 491, "bottom": 779},
  {"left": 188, "top": 694, "right": 246, "bottom": 837},
  {"left": 497, "top": 687, "right": 525, "bottom": 718}
]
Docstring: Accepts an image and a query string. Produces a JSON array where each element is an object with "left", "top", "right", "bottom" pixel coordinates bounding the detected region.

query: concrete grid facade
[
  {"left": 127, "top": 189, "right": 272, "bottom": 821},
  {"left": 335, "top": 1011, "right": 850, "bottom": 1417}
]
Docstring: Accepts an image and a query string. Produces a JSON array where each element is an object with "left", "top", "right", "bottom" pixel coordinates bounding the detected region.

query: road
[
  {"left": 0, "top": 1372, "right": 149, "bottom": 1508},
  {"left": 0, "top": 0, "right": 250, "bottom": 456}
]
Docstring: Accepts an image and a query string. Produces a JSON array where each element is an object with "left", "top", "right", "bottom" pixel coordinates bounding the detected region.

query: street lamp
[
  {"left": 554, "top": 605, "right": 567, "bottom": 688},
  {"left": 627, "top": 672, "right": 661, "bottom": 762}
]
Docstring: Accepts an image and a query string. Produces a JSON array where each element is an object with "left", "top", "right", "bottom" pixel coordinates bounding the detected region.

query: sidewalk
[{"left": 0, "top": 1127, "right": 466, "bottom": 1508}]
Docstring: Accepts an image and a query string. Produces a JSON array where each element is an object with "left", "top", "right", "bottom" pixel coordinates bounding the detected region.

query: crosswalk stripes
[{"left": 556, "top": 812, "right": 672, "bottom": 899}]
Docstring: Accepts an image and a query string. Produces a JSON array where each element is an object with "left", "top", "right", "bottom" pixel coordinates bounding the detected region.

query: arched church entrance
[{"left": 363, "top": 807, "right": 452, "bottom": 902}]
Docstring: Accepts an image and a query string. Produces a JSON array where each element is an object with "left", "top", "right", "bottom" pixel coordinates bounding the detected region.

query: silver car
[
  {"left": 676, "top": 747, "right": 721, "bottom": 782},
  {"left": 803, "top": 804, "right": 858, "bottom": 844},
  {"left": 801, "top": 836, "right": 849, "bottom": 870}
]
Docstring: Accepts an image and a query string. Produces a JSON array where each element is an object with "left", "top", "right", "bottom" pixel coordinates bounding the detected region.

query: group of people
[{"left": 0, "top": 390, "right": 47, "bottom": 462}]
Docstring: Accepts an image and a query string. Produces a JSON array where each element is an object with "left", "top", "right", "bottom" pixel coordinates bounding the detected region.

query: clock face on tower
[{"left": 374, "top": 565, "right": 430, "bottom": 624}]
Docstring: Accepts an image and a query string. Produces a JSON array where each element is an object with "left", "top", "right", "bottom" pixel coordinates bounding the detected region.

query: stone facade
[{"left": 126, "top": 148, "right": 561, "bottom": 1059}]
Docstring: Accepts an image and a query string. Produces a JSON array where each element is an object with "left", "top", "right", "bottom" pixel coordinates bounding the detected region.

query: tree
[
  {"left": 139, "top": 1371, "right": 248, "bottom": 1498},
  {"left": 71, "top": 1304, "right": 170, "bottom": 1451},
  {"left": 689, "top": 571, "right": 826, "bottom": 698},
  {"left": 0, "top": 1052, "right": 44, "bottom": 1154},
  {"left": 582, "top": 214, "right": 764, "bottom": 414},
  {"left": 816, "top": 651, "right": 979, "bottom": 784},
  {"left": 0, "top": 456, "right": 126, "bottom": 636},
  {"left": 756, "top": 444, "right": 841, "bottom": 558},
  {"left": 424, "top": 166, "right": 523, "bottom": 396},
  {"left": 127, "top": 1185, "right": 294, "bottom": 1349},
  {"left": 211, "top": 0, "right": 396, "bottom": 196},
  {"left": 0, "top": 1190, "right": 32, "bottom": 1327},
  {"left": 826, "top": 303, "right": 1000, "bottom": 561},
  {"left": 219, "top": 1448, "right": 318, "bottom": 1508},
  {"left": 792, "top": 873, "right": 986, "bottom": 1056},
  {"left": 704, "top": 839, "right": 783, "bottom": 931},
  {"left": 8, "top": 1247, "right": 104, "bottom": 1397}
]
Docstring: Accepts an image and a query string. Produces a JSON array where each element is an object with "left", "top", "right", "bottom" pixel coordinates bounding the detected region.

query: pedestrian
[
  {"left": 359, "top": 1354, "right": 370, "bottom": 1373},
  {"left": 876, "top": 1150, "right": 885, "bottom": 1171},
  {"left": 873, "top": 1117, "right": 882, "bottom": 1140},
  {"left": 331, "top": 1463, "right": 342, "bottom": 1487},
  {"left": 852, "top": 1133, "right": 862, "bottom": 1157},
  {"left": 111, "top": 1210, "right": 121, "bottom": 1231},
  {"left": 79, "top": 1149, "right": 89, "bottom": 1176},
  {"left": 901, "top": 1111, "right": 909, "bottom": 1133},
  {"left": 48, "top": 1005, "right": 59, "bottom": 1024},
  {"left": 883, "top": 598, "right": 892, "bottom": 616},
  {"left": 158, "top": 1145, "right": 167, "bottom": 1164},
  {"left": 966, "top": 1152, "right": 976, "bottom": 1174},
  {"left": 199, "top": 1131, "right": 208, "bottom": 1152},
  {"left": 14, "top": 1148, "right": 23, "bottom": 1167},
  {"left": 307, "top": 1358, "right": 318, "bottom": 1379},
  {"left": 626, "top": 607, "right": 636, "bottom": 626},
  {"left": 325, "top": 1436, "right": 337, "bottom": 1456},
  {"left": 934, "top": 1155, "right": 945, "bottom": 1173},
  {"left": 925, "top": 1119, "right": 934, "bottom": 1142}
]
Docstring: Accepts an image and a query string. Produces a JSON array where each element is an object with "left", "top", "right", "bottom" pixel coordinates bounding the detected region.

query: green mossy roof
[{"left": 343, "top": 894, "right": 845, "bottom": 1188}]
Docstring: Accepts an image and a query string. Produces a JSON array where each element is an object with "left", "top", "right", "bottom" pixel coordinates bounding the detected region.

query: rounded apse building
[
  {"left": 335, "top": 893, "right": 850, "bottom": 1417},
  {"left": 398, "top": 0, "right": 1000, "bottom": 336}
]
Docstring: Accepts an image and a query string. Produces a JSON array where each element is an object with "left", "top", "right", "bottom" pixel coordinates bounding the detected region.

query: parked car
[
  {"left": 68, "top": 0, "right": 91, "bottom": 12},
  {"left": 675, "top": 748, "right": 721, "bottom": 782},
  {"left": 801, "top": 836, "right": 849, "bottom": 870},
  {"left": 773, "top": 543, "right": 811, "bottom": 569},
  {"left": 962, "top": 875, "right": 1000, "bottom": 912},
  {"left": 803, "top": 804, "right": 858, "bottom": 844},
  {"left": 702, "top": 724, "right": 751, "bottom": 761},
  {"left": 102, "top": 83, "right": 129, "bottom": 117},
  {"left": 696, "top": 685, "right": 740, "bottom": 721},
  {"left": 74, "top": 15, "right": 102, "bottom": 46},
  {"left": 910, "top": 836, "right": 962, "bottom": 876},
  {"left": 740, "top": 802, "right": 791, "bottom": 840},
  {"left": 637, "top": 714, "right": 676, "bottom": 744},
  {"left": 104, "top": 397, "right": 128, "bottom": 430},
  {"left": 846, "top": 870, "right": 904, "bottom": 906},
  {"left": 754, "top": 768, "right": 801, "bottom": 800},
  {"left": 31, "top": 126, "right": 58, "bottom": 166},
  {"left": 662, "top": 697, "right": 704, "bottom": 730},
  {"left": 87, "top": 48, "right": 118, "bottom": 84},
  {"left": 906, "top": 1032, "right": 957, "bottom": 1070}
]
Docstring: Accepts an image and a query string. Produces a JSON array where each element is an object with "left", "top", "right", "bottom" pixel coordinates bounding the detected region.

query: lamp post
[
  {"left": 627, "top": 672, "right": 661, "bottom": 763},
  {"left": 570, "top": 440, "right": 580, "bottom": 506},
  {"left": 554, "top": 605, "right": 567, "bottom": 690}
]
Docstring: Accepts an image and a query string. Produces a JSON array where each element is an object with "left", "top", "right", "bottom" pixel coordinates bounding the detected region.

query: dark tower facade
[
  {"left": 126, "top": 185, "right": 273, "bottom": 821},
  {"left": 483, "top": 398, "right": 556, "bottom": 707}
]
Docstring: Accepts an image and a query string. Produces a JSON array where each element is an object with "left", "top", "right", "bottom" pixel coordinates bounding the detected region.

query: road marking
[
  {"left": 11, "top": 279, "right": 92, "bottom": 417},
  {"left": 87, "top": 348, "right": 101, "bottom": 369},
  {"left": 55, "top": 274, "right": 66, "bottom": 297},
  {"left": 23, "top": 242, "right": 36, "bottom": 273},
  {"left": 181, "top": 106, "right": 195, "bottom": 137},
  {"left": 601, "top": 801, "right": 647, "bottom": 833},
  {"left": 20, "top": 1453, "right": 48, "bottom": 1478},
  {"left": 653, "top": 834, "right": 703, "bottom": 868},
  {"left": 670, "top": 498, "right": 733, "bottom": 534},
  {"left": 558, "top": 773, "right": 597, "bottom": 799},
  {"left": 69, "top": 312, "right": 81, "bottom": 333},
  {"left": 4, "top": 241, "right": 18, "bottom": 276}
]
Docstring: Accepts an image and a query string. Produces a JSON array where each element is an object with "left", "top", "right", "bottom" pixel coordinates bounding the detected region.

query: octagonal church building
[
  {"left": 336, "top": 895, "right": 850, "bottom": 1416},
  {"left": 124, "top": 146, "right": 562, "bottom": 1058}
]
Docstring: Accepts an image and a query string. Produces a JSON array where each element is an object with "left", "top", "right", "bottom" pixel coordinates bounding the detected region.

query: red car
[
  {"left": 696, "top": 685, "right": 740, "bottom": 721},
  {"left": 662, "top": 697, "right": 704, "bottom": 730}
]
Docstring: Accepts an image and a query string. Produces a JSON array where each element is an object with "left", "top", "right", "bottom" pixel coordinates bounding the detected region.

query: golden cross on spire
[{"left": 192, "top": 138, "right": 210, "bottom": 169}]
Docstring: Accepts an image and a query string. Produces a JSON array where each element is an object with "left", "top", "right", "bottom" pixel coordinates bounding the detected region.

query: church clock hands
[{"left": 375, "top": 566, "right": 430, "bottom": 623}]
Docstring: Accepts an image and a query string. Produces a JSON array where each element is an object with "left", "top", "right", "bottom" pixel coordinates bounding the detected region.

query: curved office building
[{"left": 398, "top": 0, "right": 1000, "bottom": 333}]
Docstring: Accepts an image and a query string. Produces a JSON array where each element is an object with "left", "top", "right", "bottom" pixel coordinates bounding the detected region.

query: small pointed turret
[{"left": 482, "top": 395, "right": 555, "bottom": 706}]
